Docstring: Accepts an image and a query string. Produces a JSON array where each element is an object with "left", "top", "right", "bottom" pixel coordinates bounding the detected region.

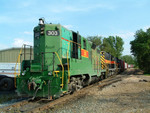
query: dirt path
[{"left": 49, "top": 69, "right": 150, "bottom": 113}]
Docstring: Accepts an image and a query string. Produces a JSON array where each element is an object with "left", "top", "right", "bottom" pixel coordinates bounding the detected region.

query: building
[
  {"left": 0, "top": 47, "right": 33, "bottom": 78},
  {"left": 0, "top": 47, "right": 33, "bottom": 63}
]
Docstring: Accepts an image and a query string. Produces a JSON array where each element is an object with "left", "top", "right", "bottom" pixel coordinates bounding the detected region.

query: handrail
[
  {"left": 67, "top": 42, "right": 70, "bottom": 83},
  {"left": 61, "top": 37, "right": 81, "bottom": 46},
  {"left": 54, "top": 52, "right": 64, "bottom": 89},
  {"left": 41, "top": 52, "right": 64, "bottom": 88},
  {"left": 14, "top": 45, "right": 24, "bottom": 88},
  {"left": 41, "top": 51, "right": 64, "bottom": 88},
  {"left": 14, "top": 44, "right": 32, "bottom": 88},
  {"left": 61, "top": 37, "right": 82, "bottom": 84}
]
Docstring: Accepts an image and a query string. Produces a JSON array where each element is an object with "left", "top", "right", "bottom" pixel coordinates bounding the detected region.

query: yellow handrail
[
  {"left": 67, "top": 42, "right": 70, "bottom": 83},
  {"left": 61, "top": 37, "right": 81, "bottom": 46},
  {"left": 53, "top": 71, "right": 59, "bottom": 77},
  {"left": 61, "top": 37, "right": 82, "bottom": 83},
  {"left": 14, "top": 44, "right": 24, "bottom": 88},
  {"left": 55, "top": 52, "right": 64, "bottom": 88}
]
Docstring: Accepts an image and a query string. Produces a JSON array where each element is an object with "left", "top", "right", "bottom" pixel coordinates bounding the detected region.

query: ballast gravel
[{"left": 48, "top": 71, "right": 150, "bottom": 113}]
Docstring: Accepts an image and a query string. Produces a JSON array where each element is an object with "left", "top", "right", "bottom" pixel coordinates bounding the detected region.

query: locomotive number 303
[{"left": 46, "top": 30, "right": 59, "bottom": 36}]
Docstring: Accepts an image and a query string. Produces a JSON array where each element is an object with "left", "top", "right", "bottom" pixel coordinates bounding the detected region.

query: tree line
[
  {"left": 130, "top": 28, "right": 150, "bottom": 73},
  {"left": 87, "top": 36, "right": 124, "bottom": 58},
  {"left": 87, "top": 27, "right": 150, "bottom": 73},
  {"left": 87, "top": 36, "right": 135, "bottom": 66}
]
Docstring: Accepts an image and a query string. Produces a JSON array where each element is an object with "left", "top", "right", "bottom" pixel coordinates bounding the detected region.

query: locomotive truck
[
  {"left": 0, "top": 63, "right": 18, "bottom": 91},
  {"left": 17, "top": 18, "right": 126, "bottom": 99}
]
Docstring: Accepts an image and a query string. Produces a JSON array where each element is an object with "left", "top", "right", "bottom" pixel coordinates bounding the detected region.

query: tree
[
  {"left": 115, "top": 36, "right": 124, "bottom": 58},
  {"left": 102, "top": 36, "right": 124, "bottom": 58},
  {"left": 130, "top": 28, "right": 150, "bottom": 73},
  {"left": 87, "top": 35, "right": 124, "bottom": 58},
  {"left": 102, "top": 36, "right": 115, "bottom": 56},
  {"left": 121, "top": 55, "right": 135, "bottom": 64},
  {"left": 87, "top": 36, "right": 102, "bottom": 48}
]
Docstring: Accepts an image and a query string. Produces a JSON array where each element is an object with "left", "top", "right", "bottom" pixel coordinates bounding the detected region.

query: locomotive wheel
[
  {"left": 68, "top": 77, "right": 83, "bottom": 93},
  {"left": 100, "top": 74, "right": 104, "bottom": 80},
  {"left": 105, "top": 68, "right": 109, "bottom": 78},
  {"left": 0, "top": 78, "right": 13, "bottom": 91},
  {"left": 75, "top": 78, "right": 83, "bottom": 91},
  {"left": 116, "top": 64, "right": 119, "bottom": 74}
]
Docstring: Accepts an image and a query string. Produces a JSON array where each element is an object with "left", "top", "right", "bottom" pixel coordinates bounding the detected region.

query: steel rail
[{"left": 1, "top": 75, "right": 124, "bottom": 113}]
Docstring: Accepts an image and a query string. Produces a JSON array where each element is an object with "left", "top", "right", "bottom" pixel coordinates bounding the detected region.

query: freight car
[
  {"left": 128, "top": 64, "right": 134, "bottom": 68},
  {"left": 0, "top": 75, "right": 14, "bottom": 91},
  {"left": 0, "top": 48, "right": 33, "bottom": 91},
  {"left": 17, "top": 18, "right": 126, "bottom": 99},
  {"left": 0, "top": 63, "right": 18, "bottom": 91}
]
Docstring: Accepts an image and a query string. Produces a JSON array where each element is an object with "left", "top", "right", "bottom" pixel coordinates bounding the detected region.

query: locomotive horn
[{"left": 39, "top": 18, "right": 44, "bottom": 25}]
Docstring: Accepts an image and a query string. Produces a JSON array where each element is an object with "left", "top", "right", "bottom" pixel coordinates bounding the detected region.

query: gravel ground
[
  {"left": 0, "top": 91, "right": 17, "bottom": 103},
  {"left": 1, "top": 69, "right": 150, "bottom": 113},
  {"left": 48, "top": 69, "right": 150, "bottom": 113},
  {"left": 0, "top": 90, "right": 23, "bottom": 108}
]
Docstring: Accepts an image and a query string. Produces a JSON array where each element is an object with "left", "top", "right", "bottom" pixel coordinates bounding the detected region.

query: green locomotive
[{"left": 17, "top": 18, "right": 118, "bottom": 99}]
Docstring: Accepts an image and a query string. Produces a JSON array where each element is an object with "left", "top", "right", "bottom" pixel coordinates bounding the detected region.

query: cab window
[{"left": 83, "top": 39, "right": 86, "bottom": 50}]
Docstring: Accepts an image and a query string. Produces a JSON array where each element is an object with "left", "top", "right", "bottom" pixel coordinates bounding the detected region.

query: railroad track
[{"left": 1, "top": 75, "right": 123, "bottom": 113}]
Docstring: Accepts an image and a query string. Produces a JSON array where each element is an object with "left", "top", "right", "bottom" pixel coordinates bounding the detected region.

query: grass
[
  {"left": 144, "top": 71, "right": 150, "bottom": 76},
  {"left": 144, "top": 74, "right": 150, "bottom": 76}
]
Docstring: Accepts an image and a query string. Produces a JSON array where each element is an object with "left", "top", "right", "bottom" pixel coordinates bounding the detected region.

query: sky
[{"left": 0, "top": 0, "right": 150, "bottom": 55}]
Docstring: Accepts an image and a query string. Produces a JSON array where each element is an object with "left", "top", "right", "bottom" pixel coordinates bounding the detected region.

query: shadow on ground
[{"left": 121, "top": 68, "right": 143, "bottom": 75}]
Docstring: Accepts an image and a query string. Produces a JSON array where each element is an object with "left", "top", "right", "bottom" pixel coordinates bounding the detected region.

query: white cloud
[
  {"left": 23, "top": 31, "right": 33, "bottom": 35},
  {"left": 113, "top": 32, "right": 134, "bottom": 39},
  {"left": 63, "top": 25, "right": 73, "bottom": 29},
  {"left": 102, "top": 31, "right": 135, "bottom": 39},
  {"left": 13, "top": 38, "right": 32, "bottom": 47},
  {"left": 143, "top": 26, "right": 150, "bottom": 31},
  {"left": 51, "top": 3, "right": 115, "bottom": 13}
]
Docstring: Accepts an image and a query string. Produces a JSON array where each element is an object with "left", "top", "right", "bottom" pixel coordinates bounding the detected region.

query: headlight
[
  {"left": 48, "top": 71, "right": 52, "bottom": 75},
  {"left": 22, "top": 70, "right": 26, "bottom": 76}
]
